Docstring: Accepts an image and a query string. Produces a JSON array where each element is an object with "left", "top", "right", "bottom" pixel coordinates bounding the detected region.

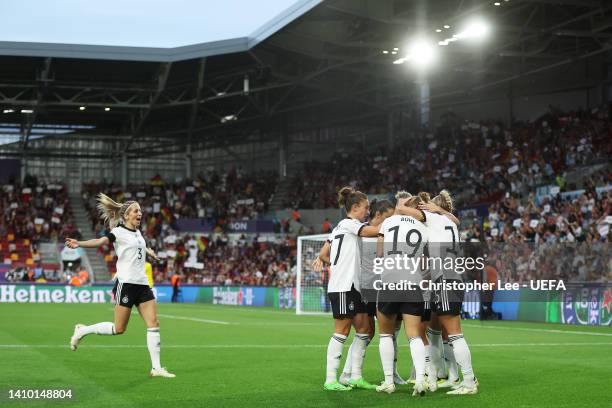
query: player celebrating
[
  {"left": 313, "top": 186, "right": 382, "bottom": 391},
  {"left": 418, "top": 190, "right": 478, "bottom": 395},
  {"left": 375, "top": 194, "right": 430, "bottom": 396},
  {"left": 337, "top": 199, "right": 395, "bottom": 387},
  {"left": 66, "top": 193, "right": 175, "bottom": 378}
]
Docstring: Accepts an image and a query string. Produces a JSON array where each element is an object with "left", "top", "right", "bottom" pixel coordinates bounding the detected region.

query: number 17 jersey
[{"left": 327, "top": 218, "right": 366, "bottom": 293}]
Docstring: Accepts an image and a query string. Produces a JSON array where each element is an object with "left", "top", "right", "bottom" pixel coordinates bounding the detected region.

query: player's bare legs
[
  {"left": 403, "top": 314, "right": 428, "bottom": 396},
  {"left": 438, "top": 315, "right": 476, "bottom": 394},
  {"left": 324, "top": 318, "right": 353, "bottom": 390},
  {"left": 138, "top": 300, "right": 175, "bottom": 378},
  {"left": 375, "top": 311, "right": 397, "bottom": 393},
  {"left": 69, "top": 303, "right": 129, "bottom": 351}
]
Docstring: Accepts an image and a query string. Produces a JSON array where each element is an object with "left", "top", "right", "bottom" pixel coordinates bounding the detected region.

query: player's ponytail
[
  {"left": 433, "top": 189, "right": 454, "bottom": 213},
  {"left": 337, "top": 186, "right": 367, "bottom": 213},
  {"left": 97, "top": 193, "right": 137, "bottom": 228}
]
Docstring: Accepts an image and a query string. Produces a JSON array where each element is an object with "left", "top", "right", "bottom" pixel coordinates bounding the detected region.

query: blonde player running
[
  {"left": 419, "top": 190, "right": 478, "bottom": 395},
  {"left": 312, "top": 187, "right": 381, "bottom": 391},
  {"left": 66, "top": 193, "right": 175, "bottom": 378}
]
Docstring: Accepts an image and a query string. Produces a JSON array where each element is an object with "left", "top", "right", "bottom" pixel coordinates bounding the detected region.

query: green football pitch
[{"left": 1, "top": 303, "right": 610, "bottom": 408}]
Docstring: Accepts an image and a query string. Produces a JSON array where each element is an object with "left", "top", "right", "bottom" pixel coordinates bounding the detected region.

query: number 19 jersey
[
  {"left": 379, "top": 214, "right": 429, "bottom": 279},
  {"left": 327, "top": 218, "right": 365, "bottom": 293}
]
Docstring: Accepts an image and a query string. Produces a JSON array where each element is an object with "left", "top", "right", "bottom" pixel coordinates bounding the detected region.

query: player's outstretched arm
[
  {"left": 65, "top": 236, "right": 109, "bottom": 249},
  {"left": 395, "top": 206, "right": 425, "bottom": 221},
  {"left": 417, "top": 202, "right": 460, "bottom": 225},
  {"left": 146, "top": 247, "right": 160, "bottom": 262},
  {"left": 359, "top": 224, "right": 380, "bottom": 237}
]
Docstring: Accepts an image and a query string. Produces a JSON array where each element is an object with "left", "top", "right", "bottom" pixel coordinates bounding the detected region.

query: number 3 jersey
[
  {"left": 327, "top": 218, "right": 366, "bottom": 293},
  {"left": 106, "top": 225, "right": 148, "bottom": 285}
]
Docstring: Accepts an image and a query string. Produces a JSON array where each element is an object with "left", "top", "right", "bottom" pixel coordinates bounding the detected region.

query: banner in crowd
[
  {"left": 0, "top": 284, "right": 296, "bottom": 309},
  {"left": 174, "top": 219, "right": 275, "bottom": 233}
]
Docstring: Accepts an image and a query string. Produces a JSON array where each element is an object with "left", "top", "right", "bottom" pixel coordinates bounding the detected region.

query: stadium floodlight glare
[
  {"left": 79, "top": 106, "right": 86, "bottom": 111},
  {"left": 221, "top": 114, "right": 237, "bottom": 123},
  {"left": 494, "top": 2, "right": 501, "bottom": 5},
  {"left": 104, "top": 107, "right": 111, "bottom": 111},
  {"left": 444, "top": 25, "right": 450, "bottom": 29},
  {"left": 436, "top": 29, "right": 442, "bottom": 32},
  {"left": 463, "top": 19, "right": 490, "bottom": 40},
  {"left": 3, "top": 109, "right": 14, "bottom": 113},
  {"left": 20, "top": 109, "right": 34, "bottom": 114},
  {"left": 409, "top": 40, "right": 437, "bottom": 67},
  {"left": 382, "top": 50, "right": 389, "bottom": 54}
]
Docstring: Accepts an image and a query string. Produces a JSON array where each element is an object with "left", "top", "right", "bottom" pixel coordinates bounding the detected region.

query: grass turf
[{"left": 0, "top": 302, "right": 610, "bottom": 408}]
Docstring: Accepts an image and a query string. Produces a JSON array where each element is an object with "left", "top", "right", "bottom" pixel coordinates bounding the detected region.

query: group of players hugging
[{"left": 313, "top": 186, "right": 478, "bottom": 396}]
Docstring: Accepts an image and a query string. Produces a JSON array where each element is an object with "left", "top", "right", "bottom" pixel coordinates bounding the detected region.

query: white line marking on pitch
[
  {"left": 157, "top": 313, "right": 230, "bottom": 325},
  {"left": 462, "top": 323, "right": 612, "bottom": 337},
  {"left": 1, "top": 342, "right": 611, "bottom": 349}
]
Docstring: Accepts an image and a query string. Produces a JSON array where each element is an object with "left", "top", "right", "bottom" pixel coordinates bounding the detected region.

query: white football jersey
[
  {"left": 379, "top": 214, "right": 429, "bottom": 280},
  {"left": 424, "top": 211, "right": 460, "bottom": 281},
  {"left": 360, "top": 236, "right": 378, "bottom": 291},
  {"left": 327, "top": 218, "right": 366, "bottom": 293},
  {"left": 106, "top": 225, "right": 148, "bottom": 285}
]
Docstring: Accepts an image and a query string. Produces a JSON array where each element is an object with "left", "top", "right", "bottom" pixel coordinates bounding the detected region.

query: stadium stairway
[
  {"left": 269, "top": 177, "right": 293, "bottom": 211},
  {"left": 69, "top": 193, "right": 111, "bottom": 282}
]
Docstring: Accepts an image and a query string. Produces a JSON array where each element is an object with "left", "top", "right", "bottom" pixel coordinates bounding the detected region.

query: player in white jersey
[
  {"left": 66, "top": 193, "right": 175, "bottom": 378},
  {"left": 375, "top": 194, "right": 431, "bottom": 396},
  {"left": 335, "top": 199, "right": 395, "bottom": 387},
  {"left": 395, "top": 192, "right": 459, "bottom": 389},
  {"left": 418, "top": 190, "right": 478, "bottom": 395},
  {"left": 312, "top": 187, "right": 381, "bottom": 392}
]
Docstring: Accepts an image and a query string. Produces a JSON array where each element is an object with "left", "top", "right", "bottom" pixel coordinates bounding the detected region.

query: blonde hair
[
  {"left": 97, "top": 193, "right": 138, "bottom": 229},
  {"left": 417, "top": 191, "right": 431, "bottom": 203},
  {"left": 433, "top": 190, "right": 454, "bottom": 213},
  {"left": 395, "top": 191, "right": 412, "bottom": 200}
]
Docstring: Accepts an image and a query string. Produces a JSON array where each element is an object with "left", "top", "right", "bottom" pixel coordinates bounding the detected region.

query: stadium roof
[
  {"left": 1, "top": 0, "right": 611, "bottom": 159},
  {"left": 0, "top": 0, "right": 322, "bottom": 61}
]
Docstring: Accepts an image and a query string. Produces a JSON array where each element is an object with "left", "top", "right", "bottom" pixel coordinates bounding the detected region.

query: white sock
[
  {"left": 147, "top": 328, "right": 161, "bottom": 370},
  {"left": 379, "top": 334, "right": 395, "bottom": 385},
  {"left": 326, "top": 333, "right": 346, "bottom": 383},
  {"left": 78, "top": 322, "right": 115, "bottom": 338},
  {"left": 444, "top": 341, "right": 459, "bottom": 381},
  {"left": 427, "top": 328, "right": 443, "bottom": 376},
  {"left": 341, "top": 340, "right": 354, "bottom": 376},
  {"left": 392, "top": 329, "right": 400, "bottom": 375},
  {"left": 409, "top": 336, "right": 426, "bottom": 384},
  {"left": 424, "top": 344, "right": 431, "bottom": 369},
  {"left": 449, "top": 334, "right": 475, "bottom": 386},
  {"left": 350, "top": 333, "right": 370, "bottom": 380}
]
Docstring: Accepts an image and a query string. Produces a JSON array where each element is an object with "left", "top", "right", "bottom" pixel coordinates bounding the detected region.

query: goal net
[{"left": 296, "top": 234, "right": 331, "bottom": 315}]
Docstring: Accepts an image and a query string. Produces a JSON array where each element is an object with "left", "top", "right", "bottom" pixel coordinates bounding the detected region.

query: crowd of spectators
[
  {"left": 82, "top": 167, "right": 277, "bottom": 236},
  {"left": 285, "top": 107, "right": 611, "bottom": 209},
  {"left": 146, "top": 234, "right": 296, "bottom": 287},
  {"left": 0, "top": 175, "right": 79, "bottom": 243}
]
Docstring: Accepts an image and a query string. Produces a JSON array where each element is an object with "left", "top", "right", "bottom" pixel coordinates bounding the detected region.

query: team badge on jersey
[
  {"left": 122, "top": 296, "right": 129, "bottom": 304},
  {"left": 349, "top": 301, "right": 354, "bottom": 311}
]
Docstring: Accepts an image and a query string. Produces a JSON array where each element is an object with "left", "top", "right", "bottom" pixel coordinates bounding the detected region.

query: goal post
[{"left": 296, "top": 234, "right": 331, "bottom": 315}]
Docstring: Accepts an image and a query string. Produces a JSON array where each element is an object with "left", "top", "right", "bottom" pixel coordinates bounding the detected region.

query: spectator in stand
[{"left": 322, "top": 218, "right": 331, "bottom": 233}]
